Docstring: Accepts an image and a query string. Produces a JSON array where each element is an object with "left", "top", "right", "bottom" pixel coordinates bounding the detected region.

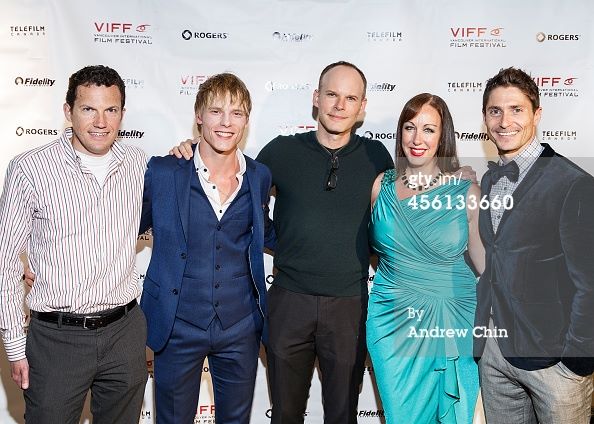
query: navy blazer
[
  {"left": 474, "top": 144, "right": 594, "bottom": 376},
  {"left": 139, "top": 151, "right": 275, "bottom": 352}
]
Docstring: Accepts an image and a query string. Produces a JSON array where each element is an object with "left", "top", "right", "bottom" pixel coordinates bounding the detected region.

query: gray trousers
[
  {"left": 24, "top": 304, "right": 148, "bottom": 424},
  {"left": 479, "top": 334, "right": 593, "bottom": 424}
]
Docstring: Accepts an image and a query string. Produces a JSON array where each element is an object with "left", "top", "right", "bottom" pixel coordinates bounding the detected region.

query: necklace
[{"left": 401, "top": 169, "right": 443, "bottom": 191}]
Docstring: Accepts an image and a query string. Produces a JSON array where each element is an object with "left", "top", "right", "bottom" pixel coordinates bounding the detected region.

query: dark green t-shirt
[{"left": 256, "top": 131, "right": 394, "bottom": 297}]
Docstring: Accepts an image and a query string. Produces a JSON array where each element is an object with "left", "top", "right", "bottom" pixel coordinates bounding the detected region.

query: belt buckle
[{"left": 82, "top": 315, "right": 100, "bottom": 329}]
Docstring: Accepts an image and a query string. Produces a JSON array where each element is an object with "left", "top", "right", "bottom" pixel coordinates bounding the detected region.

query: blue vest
[{"left": 175, "top": 173, "right": 256, "bottom": 330}]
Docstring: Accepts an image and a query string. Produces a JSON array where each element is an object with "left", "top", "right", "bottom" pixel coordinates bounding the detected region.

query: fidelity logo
[
  {"left": 367, "top": 31, "right": 403, "bottom": 42},
  {"left": 272, "top": 31, "right": 312, "bottom": 42},
  {"left": 447, "top": 81, "right": 483, "bottom": 93},
  {"left": 368, "top": 82, "right": 396, "bottom": 92},
  {"left": 265, "top": 81, "right": 311, "bottom": 92},
  {"left": 363, "top": 131, "right": 396, "bottom": 140},
  {"left": 10, "top": 25, "right": 45, "bottom": 36},
  {"left": 93, "top": 22, "right": 152, "bottom": 45},
  {"left": 179, "top": 74, "right": 211, "bottom": 96},
  {"left": 533, "top": 76, "right": 579, "bottom": 98},
  {"left": 358, "top": 410, "right": 385, "bottom": 418},
  {"left": 536, "top": 32, "right": 580, "bottom": 42},
  {"left": 182, "top": 30, "right": 228, "bottom": 40},
  {"left": 278, "top": 124, "right": 315, "bottom": 136},
  {"left": 16, "top": 127, "right": 58, "bottom": 137},
  {"left": 123, "top": 77, "right": 145, "bottom": 89},
  {"left": 541, "top": 129, "right": 577, "bottom": 141},
  {"left": 118, "top": 129, "right": 144, "bottom": 139},
  {"left": 449, "top": 26, "right": 506, "bottom": 48},
  {"left": 14, "top": 76, "right": 55, "bottom": 87},
  {"left": 455, "top": 131, "right": 489, "bottom": 141}
]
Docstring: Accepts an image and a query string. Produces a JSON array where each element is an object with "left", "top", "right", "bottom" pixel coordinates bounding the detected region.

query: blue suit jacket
[{"left": 139, "top": 151, "right": 275, "bottom": 353}]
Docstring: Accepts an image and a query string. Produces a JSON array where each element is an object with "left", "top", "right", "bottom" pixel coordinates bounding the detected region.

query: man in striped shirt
[{"left": 0, "top": 65, "right": 148, "bottom": 423}]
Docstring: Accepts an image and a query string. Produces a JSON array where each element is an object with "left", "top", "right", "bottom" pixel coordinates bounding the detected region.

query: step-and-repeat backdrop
[{"left": 1, "top": 1, "right": 593, "bottom": 422}]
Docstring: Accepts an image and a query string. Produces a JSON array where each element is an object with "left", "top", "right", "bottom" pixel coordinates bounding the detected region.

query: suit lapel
[
  {"left": 174, "top": 158, "right": 193, "bottom": 243},
  {"left": 245, "top": 158, "right": 262, "bottom": 232}
]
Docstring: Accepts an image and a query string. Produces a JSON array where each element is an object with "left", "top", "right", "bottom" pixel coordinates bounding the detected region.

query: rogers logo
[
  {"left": 536, "top": 32, "right": 580, "bottom": 42},
  {"left": 181, "top": 30, "right": 228, "bottom": 40},
  {"left": 363, "top": 131, "right": 395, "bottom": 140},
  {"left": 16, "top": 127, "right": 59, "bottom": 137}
]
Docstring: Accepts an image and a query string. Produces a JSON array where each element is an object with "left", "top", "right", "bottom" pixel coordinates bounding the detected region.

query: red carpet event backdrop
[{"left": 1, "top": 0, "right": 593, "bottom": 422}]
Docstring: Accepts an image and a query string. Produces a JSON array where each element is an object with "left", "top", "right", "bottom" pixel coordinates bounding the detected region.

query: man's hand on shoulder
[
  {"left": 10, "top": 358, "right": 29, "bottom": 389},
  {"left": 169, "top": 138, "right": 198, "bottom": 160}
]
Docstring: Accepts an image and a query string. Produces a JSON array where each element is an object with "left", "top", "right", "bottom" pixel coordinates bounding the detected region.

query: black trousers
[
  {"left": 24, "top": 304, "right": 148, "bottom": 424},
  {"left": 267, "top": 285, "right": 367, "bottom": 424}
]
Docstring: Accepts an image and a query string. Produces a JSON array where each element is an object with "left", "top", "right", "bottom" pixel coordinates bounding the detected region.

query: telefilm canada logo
[
  {"left": 449, "top": 26, "right": 506, "bottom": 48},
  {"left": 455, "top": 131, "right": 489, "bottom": 141},
  {"left": 541, "top": 129, "right": 577, "bottom": 141},
  {"left": 367, "top": 31, "right": 403, "bottom": 42},
  {"left": 536, "top": 32, "right": 580, "bottom": 42},
  {"left": 93, "top": 22, "right": 152, "bottom": 45},
  {"left": 264, "top": 81, "right": 312, "bottom": 92},
  {"left": 532, "top": 76, "right": 579, "bottom": 98},
  {"left": 122, "top": 77, "right": 145, "bottom": 89},
  {"left": 179, "top": 74, "right": 210, "bottom": 96},
  {"left": 447, "top": 81, "right": 483, "bottom": 93},
  {"left": 10, "top": 25, "right": 45, "bottom": 36},
  {"left": 181, "top": 29, "right": 228, "bottom": 40},
  {"left": 272, "top": 31, "right": 312, "bottom": 42},
  {"left": 15, "top": 127, "right": 58, "bottom": 137},
  {"left": 278, "top": 124, "right": 315, "bottom": 136},
  {"left": 14, "top": 76, "right": 55, "bottom": 87},
  {"left": 368, "top": 82, "right": 396, "bottom": 92}
]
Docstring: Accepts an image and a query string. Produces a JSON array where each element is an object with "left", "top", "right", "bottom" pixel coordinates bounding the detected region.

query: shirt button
[
  {"left": 215, "top": 264, "right": 221, "bottom": 270},
  {"left": 180, "top": 253, "right": 187, "bottom": 259},
  {"left": 172, "top": 289, "right": 179, "bottom": 295},
  {"left": 212, "top": 185, "right": 216, "bottom": 189},
  {"left": 216, "top": 225, "right": 222, "bottom": 231},
  {"left": 215, "top": 283, "right": 220, "bottom": 289},
  {"left": 216, "top": 245, "right": 221, "bottom": 250}
]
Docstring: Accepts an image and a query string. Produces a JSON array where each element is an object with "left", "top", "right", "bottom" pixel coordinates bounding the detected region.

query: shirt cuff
[{"left": 4, "top": 334, "right": 27, "bottom": 362}]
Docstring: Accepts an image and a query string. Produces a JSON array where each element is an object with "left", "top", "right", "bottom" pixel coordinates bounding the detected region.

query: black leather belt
[{"left": 30, "top": 299, "right": 137, "bottom": 330}]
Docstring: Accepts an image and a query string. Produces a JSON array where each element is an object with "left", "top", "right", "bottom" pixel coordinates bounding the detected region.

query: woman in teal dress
[{"left": 367, "top": 93, "right": 485, "bottom": 423}]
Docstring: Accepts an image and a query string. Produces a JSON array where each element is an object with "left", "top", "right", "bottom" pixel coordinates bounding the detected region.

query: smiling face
[
  {"left": 313, "top": 65, "right": 367, "bottom": 141},
  {"left": 401, "top": 103, "right": 442, "bottom": 169},
  {"left": 196, "top": 93, "right": 248, "bottom": 157},
  {"left": 484, "top": 86, "right": 542, "bottom": 160},
  {"left": 63, "top": 84, "right": 124, "bottom": 156}
]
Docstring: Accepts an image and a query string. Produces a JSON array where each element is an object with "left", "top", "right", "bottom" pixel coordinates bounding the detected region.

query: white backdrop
[{"left": 1, "top": 1, "right": 593, "bottom": 422}]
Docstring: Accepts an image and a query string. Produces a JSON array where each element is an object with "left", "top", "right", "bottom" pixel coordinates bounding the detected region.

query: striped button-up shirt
[{"left": 0, "top": 128, "right": 147, "bottom": 361}]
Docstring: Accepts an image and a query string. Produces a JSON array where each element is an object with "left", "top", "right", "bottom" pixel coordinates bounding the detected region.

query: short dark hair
[
  {"left": 318, "top": 61, "right": 367, "bottom": 98},
  {"left": 66, "top": 65, "right": 126, "bottom": 109},
  {"left": 395, "top": 93, "right": 460, "bottom": 174},
  {"left": 482, "top": 67, "right": 539, "bottom": 114},
  {"left": 194, "top": 73, "right": 251, "bottom": 116}
]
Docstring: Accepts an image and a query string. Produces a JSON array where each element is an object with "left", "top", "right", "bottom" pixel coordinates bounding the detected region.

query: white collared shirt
[{"left": 193, "top": 142, "right": 246, "bottom": 221}]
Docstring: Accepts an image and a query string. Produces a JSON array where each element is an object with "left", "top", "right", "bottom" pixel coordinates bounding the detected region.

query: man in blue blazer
[
  {"left": 139, "top": 73, "right": 275, "bottom": 424},
  {"left": 475, "top": 67, "right": 594, "bottom": 424}
]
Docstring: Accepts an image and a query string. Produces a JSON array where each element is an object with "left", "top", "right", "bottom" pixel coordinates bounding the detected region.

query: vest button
[
  {"left": 215, "top": 264, "right": 221, "bottom": 270},
  {"left": 215, "top": 283, "right": 220, "bottom": 289},
  {"left": 172, "top": 289, "right": 179, "bottom": 295},
  {"left": 216, "top": 225, "right": 222, "bottom": 231},
  {"left": 180, "top": 253, "right": 187, "bottom": 259},
  {"left": 214, "top": 301, "right": 220, "bottom": 307},
  {"left": 216, "top": 245, "right": 221, "bottom": 250}
]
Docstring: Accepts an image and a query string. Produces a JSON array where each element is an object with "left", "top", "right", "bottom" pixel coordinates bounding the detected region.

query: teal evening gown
[{"left": 367, "top": 169, "right": 479, "bottom": 423}]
